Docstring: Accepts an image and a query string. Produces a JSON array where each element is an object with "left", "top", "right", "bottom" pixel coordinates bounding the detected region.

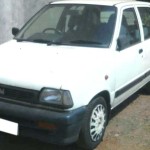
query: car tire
[
  {"left": 77, "top": 97, "right": 108, "bottom": 150},
  {"left": 143, "top": 82, "right": 150, "bottom": 94}
]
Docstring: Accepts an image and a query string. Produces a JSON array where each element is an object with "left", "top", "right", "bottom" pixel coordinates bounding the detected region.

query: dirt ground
[
  {"left": 0, "top": 91, "right": 149, "bottom": 150},
  {"left": 97, "top": 91, "right": 150, "bottom": 150}
]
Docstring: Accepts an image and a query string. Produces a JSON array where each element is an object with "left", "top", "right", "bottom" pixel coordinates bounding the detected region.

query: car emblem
[{"left": 0, "top": 88, "right": 5, "bottom": 95}]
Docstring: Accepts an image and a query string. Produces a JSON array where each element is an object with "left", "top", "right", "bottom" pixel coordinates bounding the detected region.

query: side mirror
[
  {"left": 12, "top": 27, "right": 19, "bottom": 36},
  {"left": 117, "top": 38, "right": 122, "bottom": 51},
  {"left": 117, "top": 37, "right": 127, "bottom": 51}
]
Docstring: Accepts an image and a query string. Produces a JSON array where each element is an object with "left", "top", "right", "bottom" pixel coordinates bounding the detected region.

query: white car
[{"left": 0, "top": 0, "right": 150, "bottom": 149}]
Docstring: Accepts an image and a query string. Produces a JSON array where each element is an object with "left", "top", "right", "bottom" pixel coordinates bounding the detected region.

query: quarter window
[{"left": 138, "top": 7, "right": 150, "bottom": 40}]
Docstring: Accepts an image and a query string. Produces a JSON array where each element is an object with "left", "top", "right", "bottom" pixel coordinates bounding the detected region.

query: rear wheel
[{"left": 78, "top": 97, "right": 108, "bottom": 150}]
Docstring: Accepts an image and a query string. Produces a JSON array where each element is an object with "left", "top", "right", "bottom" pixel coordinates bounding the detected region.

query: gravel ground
[{"left": 0, "top": 91, "right": 149, "bottom": 150}]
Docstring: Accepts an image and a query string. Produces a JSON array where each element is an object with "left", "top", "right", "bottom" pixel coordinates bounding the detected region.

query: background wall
[{"left": 0, "top": 0, "right": 51, "bottom": 44}]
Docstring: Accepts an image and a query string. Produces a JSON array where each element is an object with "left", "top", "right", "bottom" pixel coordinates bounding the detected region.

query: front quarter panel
[{"left": 60, "top": 48, "right": 116, "bottom": 109}]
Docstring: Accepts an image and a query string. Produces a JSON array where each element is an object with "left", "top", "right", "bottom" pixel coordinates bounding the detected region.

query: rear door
[{"left": 137, "top": 6, "right": 150, "bottom": 81}]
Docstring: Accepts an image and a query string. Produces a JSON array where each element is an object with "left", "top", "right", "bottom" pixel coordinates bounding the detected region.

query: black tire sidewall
[
  {"left": 78, "top": 97, "right": 108, "bottom": 150},
  {"left": 144, "top": 82, "right": 150, "bottom": 94}
]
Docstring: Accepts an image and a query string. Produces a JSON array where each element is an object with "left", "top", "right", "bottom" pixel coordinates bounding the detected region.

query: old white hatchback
[{"left": 0, "top": 0, "right": 150, "bottom": 149}]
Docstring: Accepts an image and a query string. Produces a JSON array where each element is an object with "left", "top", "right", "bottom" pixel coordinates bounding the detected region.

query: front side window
[
  {"left": 15, "top": 4, "right": 116, "bottom": 48},
  {"left": 118, "top": 8, "right": 141, "bottom": 50},
  {"left": 138, "top": 7, "right": 150, "bottom": 40}
]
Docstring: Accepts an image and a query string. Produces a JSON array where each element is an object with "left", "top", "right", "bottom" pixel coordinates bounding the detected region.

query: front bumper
[{"left": 0, "top": 100, "right": 86, "bottom": 145}]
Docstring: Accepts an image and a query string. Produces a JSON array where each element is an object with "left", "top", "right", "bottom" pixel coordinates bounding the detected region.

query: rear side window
[{"left": 138, "top": 7, "right": 150, "bottom": 40}]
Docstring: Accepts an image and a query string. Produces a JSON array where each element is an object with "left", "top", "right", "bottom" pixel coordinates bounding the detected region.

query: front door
[{"left": 113, "top": 7, "right": 144, "bottom": 107}]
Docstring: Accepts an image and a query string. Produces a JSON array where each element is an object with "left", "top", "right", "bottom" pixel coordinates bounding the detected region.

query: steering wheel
[{"left": 43, "top": 28, "right": 61, "bottom": 34}]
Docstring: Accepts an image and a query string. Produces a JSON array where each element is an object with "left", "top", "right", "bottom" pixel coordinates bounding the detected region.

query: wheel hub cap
[{"left": 90, "top": 104, "right": 106, "bottom": 142}]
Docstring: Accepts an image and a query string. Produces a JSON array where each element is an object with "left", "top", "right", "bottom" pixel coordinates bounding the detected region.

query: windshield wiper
[
  {"left": 47, "top": 41, "right": 66, "bottom": 46},
  {"left": 48, "top": 40, "right": 103, "bottom": 46},
  {"left": 69, "top": 40, "right": 102, "bottom": 45},
  {"left": 16, "top": 38, "right": 65, "bottom": 45},
  {"left": 16, "top": 38, "right": 32, "bottom": 42},
  {"left": 32, "top": 39, "right": 50, "bottom": 44},
  {"left": 16, "top": 38, "right": 50, "bottom": 44}
]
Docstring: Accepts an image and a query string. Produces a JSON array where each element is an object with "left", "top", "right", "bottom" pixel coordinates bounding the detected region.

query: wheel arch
[{"left": 77, "top": 90, "right": 111, "bottom": 149}]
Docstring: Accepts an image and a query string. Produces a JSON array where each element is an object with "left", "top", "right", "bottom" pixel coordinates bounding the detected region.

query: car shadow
[
  {"left": 110, "top": 90, "right": 142, "bottom": 119},
  {"left": 0, "top": 132, "right": 81, "bottom": 150}
]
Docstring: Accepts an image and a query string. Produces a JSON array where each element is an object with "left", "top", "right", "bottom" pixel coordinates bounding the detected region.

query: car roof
[{"left": 51, "top": 0, "right": 150, "bottom": 7}]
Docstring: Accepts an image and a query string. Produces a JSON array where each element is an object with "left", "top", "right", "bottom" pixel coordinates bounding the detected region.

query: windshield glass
[{"left": 15, "top": 4, "right": 116, "bottom": 48}]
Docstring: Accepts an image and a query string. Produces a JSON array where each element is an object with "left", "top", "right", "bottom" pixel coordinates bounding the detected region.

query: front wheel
[
  {"left": 143, "top": 82, "right": 150, "bottom": 94},
  {"left": 78, "top": 97, "right": 108, "bottom": 150}
]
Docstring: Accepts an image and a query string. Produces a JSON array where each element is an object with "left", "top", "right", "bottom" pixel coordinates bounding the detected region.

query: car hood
[{"left": 0, "top": 40, "right": 111, "bottom": 91}]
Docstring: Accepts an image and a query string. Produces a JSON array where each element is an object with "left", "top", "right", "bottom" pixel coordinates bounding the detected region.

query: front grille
[{"left": 0, "top": 84, "right": 39, "bottom": 104}]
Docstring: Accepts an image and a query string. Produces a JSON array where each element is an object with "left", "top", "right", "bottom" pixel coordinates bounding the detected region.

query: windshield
[{"left": 15, "top": 4, "right": 116, "bottom": 48}]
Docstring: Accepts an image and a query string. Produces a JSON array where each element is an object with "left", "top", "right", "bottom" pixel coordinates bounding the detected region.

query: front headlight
[{"left": 39, "top": 88, "right": 73, "bottom": 109}]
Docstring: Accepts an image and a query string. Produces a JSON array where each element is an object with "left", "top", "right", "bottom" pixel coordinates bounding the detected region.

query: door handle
[{"left": 139, "top": 49, "right": 143, "bottom": 54}]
